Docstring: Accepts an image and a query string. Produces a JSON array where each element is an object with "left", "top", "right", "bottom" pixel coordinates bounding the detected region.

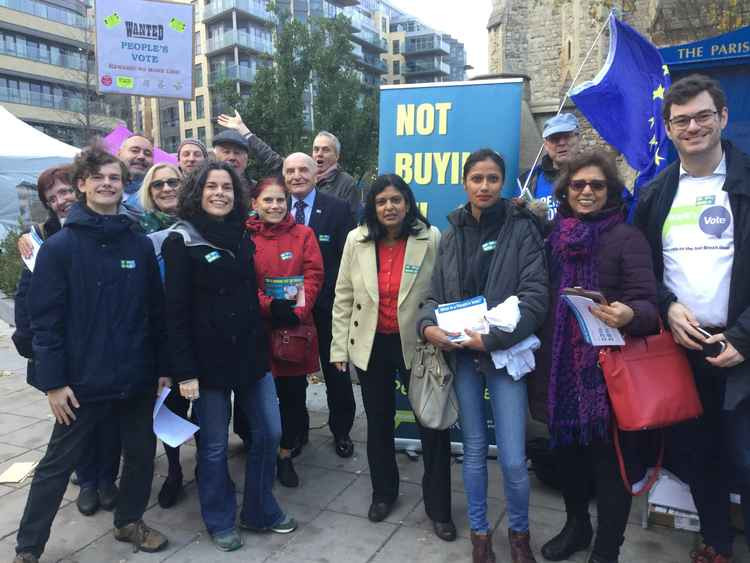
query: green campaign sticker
[
  {"left": 482, "top": 240, "right": 497, "bottom": 252},
  {"left": 116, "top": 76, "right": 134, "bottom": 89},
  {"left": 205, "top": 251, "right": 220, "bottom": 263},
  {"left": 404, "top": 264, "right": 420, "bottom": 274},
  {"left": 169, "top": 17, "right": 186, "bottom": 32},
  {"left": 103, "top": 12, "right": 122, "bottom": 29},
  {"left": 318, "top": 234, "right": 331, "bottom": 243},
  {"left": 280, "top": 251, "right": 293, "bottom": 261},
  {"left": 120, "top": 260, "right": 136, "bottom": 269},
  {"left": 696, "top": 195, "right": 716, "bottom": 206}
]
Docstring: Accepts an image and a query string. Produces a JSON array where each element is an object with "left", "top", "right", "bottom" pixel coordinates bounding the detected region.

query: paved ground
[{"left": 0, "top": 321, "right": 746, "bottom": 562}]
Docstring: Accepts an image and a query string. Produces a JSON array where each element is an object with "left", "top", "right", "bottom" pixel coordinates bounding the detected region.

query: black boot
[{"left": 541, "top": 515, "right": 593, "bottom": 561}]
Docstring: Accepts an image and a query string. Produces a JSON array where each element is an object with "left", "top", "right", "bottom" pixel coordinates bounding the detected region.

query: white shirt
[{"left": 662, "top": 154, "right": 733, "bottom": 327}]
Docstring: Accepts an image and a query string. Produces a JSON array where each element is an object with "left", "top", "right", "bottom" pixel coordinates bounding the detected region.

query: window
[
  {"left": 194, "top": 63, "right": 203, "bottom": 88},
  {"left": 183, "top": 100, "right": 192, "bottom": 121},
  {"left": 194, "top": 31, "right": 201, "bottom": 55},
  {"left": 185, "top": 128, "right": 193, "bottom": 139},
  {"left": 393, "top": 79, "right": 401, "bottom": 85},
  {"left": 196, "top": 95, "right": 204, "bottom": 119},
  {"left": 392, "top": 60, "right": 400, "bottom": 75},
  {"left": 197, "top": 126, "right": 206, "bottom": 144},
  {"left": 392, "top": 40, "right": 399, "bottom": 55},
  {"left": 381, "top": 17, "right": 387, "bottom": 33}
]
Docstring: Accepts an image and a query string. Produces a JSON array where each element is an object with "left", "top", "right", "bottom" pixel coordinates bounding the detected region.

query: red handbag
[
  {"left": 271, "top": 325, "right": 315, "bottom": 364},
  {"left": 598, "top": 327, "right": 703, "bottom": 495}
]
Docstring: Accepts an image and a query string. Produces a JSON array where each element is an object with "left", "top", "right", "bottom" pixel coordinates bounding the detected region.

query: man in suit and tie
[{"left": 284, "top": 153, "right": 357, "bottom": 458}]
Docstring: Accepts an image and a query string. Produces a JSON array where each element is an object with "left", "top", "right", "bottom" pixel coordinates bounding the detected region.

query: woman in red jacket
[{"left": 247, "top": 176, "right": 324, "bottom": 489}]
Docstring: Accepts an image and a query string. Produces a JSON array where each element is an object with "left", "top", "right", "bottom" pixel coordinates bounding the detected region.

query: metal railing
[
  {"left": 206, "top": 29, "right": 273, "bottom": 55},
  {"left": 404, "top": 59, "right": 451, "bottom": 75},
  {"left": 209, "top": 63, "right": 257, "bottom": 83}
]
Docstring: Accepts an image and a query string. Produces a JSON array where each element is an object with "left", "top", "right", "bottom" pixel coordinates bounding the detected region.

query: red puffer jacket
[{"left": 247, "top": 213, "right": 324, "bottom": 377}]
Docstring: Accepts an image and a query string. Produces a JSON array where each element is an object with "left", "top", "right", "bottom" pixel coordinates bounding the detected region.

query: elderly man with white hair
[{"left": 217, "top": 111, "right": 361, "bottom": 218}]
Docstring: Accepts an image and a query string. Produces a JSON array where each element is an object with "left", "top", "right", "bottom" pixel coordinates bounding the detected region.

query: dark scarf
[
  {"left": 546, "top": 207, "right": 623, "bottom": 447},
  {"left": 190, "top": 209, "right": 245, "bottom": 253}
]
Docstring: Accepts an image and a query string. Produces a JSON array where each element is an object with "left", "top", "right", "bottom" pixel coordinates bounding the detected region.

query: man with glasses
[
  {"left": 517, "top": 112, "right": 581, "bottom": 220},
  {"left": 635, "top": 74, "right": 750, "bottom": 563}
]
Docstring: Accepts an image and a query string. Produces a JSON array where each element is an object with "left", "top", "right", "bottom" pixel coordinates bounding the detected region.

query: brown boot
[
  {"left": 114, "top": 520, "right": 168, "bottom": 553},
  {"left": 509, "top": 529, "right": 537, "bottom": 563},
  {"left": 470, "top": 530, "right": 496, "bottom": 563}
]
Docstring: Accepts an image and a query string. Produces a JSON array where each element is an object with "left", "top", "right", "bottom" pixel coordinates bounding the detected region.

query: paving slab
[
  {"left": 266, "top": 509, "right": 397, "bottom": 563},
  {"left": 0, "top": 418, "right": 55, "bottom": 450},
  {"left": 326, "top": 474, "right": 422, "bottom": 524},
  {"left": 370, "top": 525, "right": 472, "bottom": 563}
]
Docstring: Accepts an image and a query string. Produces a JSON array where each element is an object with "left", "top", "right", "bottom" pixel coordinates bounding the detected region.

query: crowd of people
[{"left": 8, "top": 73, "right": 750, "bottom": 563}]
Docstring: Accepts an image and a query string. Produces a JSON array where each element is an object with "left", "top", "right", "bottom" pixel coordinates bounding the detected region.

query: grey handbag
[{"left": 408, "top": 341, "right": 459, "bottom": 430}]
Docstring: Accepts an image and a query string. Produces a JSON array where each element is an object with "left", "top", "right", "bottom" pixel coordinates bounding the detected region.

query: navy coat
[
  {"left": 29, "top": 203, "right": 167, "bottom": 402},
  {"left": 307, "top": 190, "right": 355, "bottom": 314}
]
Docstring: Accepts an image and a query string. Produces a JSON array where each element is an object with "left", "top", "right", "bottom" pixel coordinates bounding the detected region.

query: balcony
[
  {"left": 0, "top": 86, "right": 110, "bottom": 115},
  {"left": 0, "top": 41, "right": 88, "bottom": 71},
  {"left": 202, "top": 0, "right": 274, "bottom": 26},
  {"left": 327, "top": 0, "right": 359, "bottom": 6},
  {"left": 206, "top": 30, "right": 273, "bottom": 56},
  {"left": 209, "top": 64, "right": 257, "bottom": 84},
  {"left": 404, "top": 59, "right": 450, "bottom": 77},
  {"left": 352, "top": 28, "right": 387, "bottom": 53},
  {"left": 355, "top": 54, "right": 386, "bottom": 74},
  {"left": 0, "top": 0, "right": 86, "bottom": 28},
  {"left": 404, "top": 35, "right": 451, "bottom": 57}
]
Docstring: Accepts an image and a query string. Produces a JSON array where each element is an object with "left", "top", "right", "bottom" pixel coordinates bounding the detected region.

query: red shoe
[{"left": 690, "top": 544, "right": 732, "bottom": 563}]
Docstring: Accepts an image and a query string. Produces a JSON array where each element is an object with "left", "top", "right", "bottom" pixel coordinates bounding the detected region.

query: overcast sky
[{"left": 389, "top": 0, "right": 492, "bottom": 78}]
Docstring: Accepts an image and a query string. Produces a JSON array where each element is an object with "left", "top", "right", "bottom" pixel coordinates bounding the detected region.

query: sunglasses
[
  {"left": 150, "top": 178, "right": 181, "bottom": 190},
  {"left": 569, "top": 180, "right": 607, "bottom": 192}
]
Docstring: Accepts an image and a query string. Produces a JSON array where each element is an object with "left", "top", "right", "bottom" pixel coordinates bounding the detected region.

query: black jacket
[
  {"left": 418, "top": 200, "right": 549, "bottom": 374},
  {"left": 307, "top": 190, "right": 355, "bottom": 314},
  {"left": 162, "top": 220, "right": 268, "bottom": 389},
  {"left": 13, "top": 215, "right": 62, "bottom": 360},
  {"left": 28, "top": 203, "right": 166, "bottom": 402},
  {"left": 634, "top": 140, "right": 750, "bottom": 409}
]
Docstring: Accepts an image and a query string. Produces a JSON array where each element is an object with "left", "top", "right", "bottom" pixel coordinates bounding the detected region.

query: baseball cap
[{"left": 543, "top": 113, "right": 579, "bottom": 139}]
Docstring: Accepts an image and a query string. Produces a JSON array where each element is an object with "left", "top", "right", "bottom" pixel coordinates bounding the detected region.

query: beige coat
[{"left": 331, "top": 222, "right": 440, "bottom": 372}]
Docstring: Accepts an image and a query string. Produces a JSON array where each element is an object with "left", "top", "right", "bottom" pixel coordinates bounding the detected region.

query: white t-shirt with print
[{"left": 662, "top": 155, "right": 733, "bottom": 327}]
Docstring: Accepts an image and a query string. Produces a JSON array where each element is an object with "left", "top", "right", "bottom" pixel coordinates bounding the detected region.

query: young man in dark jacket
[
  {"left": 13, "top": 146, "right": 170, "bottom": 563},
  {"left": 635, "top": 74, "right": 750, "bottom": 563}
]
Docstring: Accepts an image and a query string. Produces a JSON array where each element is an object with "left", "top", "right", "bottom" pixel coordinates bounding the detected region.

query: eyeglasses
[
  {"left": 668, "top": 110, "right": 718, "bottom": 130},
  {"left": 569, "top": 180, "right": 607, "bottom": 192},
  {"left": 150, "top": 178, "right": 181, "bottom": 190}
]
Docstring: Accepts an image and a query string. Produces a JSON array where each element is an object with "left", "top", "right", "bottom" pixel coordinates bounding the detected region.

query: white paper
[
  {"left": 21, "top": 229, "right": 43, "bottom": 273},
  {"left": 435, "top": 296, "right": 489, "bottom": 342},
  {"left": 153, "top": 387, "right": 199, "bottom": 448},
  {"left": 0, "top": 461, "right": 38, "bottom": 483},
  {"left": 491, "top": 335, "right": 541, "bottom": 380},
  {"left": 485, "top": 296, "right": 522, "bottom": 332},
  {"left": 561, "top": 294, "right": 625, "bottom": 346}
]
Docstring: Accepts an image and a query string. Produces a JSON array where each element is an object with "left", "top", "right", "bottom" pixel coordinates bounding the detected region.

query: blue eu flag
[{"left": 570, "top": 12, "right": 671, "bottom": 220}]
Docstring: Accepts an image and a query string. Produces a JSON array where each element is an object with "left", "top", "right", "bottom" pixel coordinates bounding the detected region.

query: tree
[
  {"left": 214, "top": 6, "right": 380, "bottom": 181},
  {"left": 309, "top": 15, "right": 379, "bottom": 183}
]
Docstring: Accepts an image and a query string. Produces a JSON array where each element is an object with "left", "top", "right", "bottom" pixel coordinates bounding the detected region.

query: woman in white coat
[{"left": 331, "top": 174, "right": 455, "bottom": 541}]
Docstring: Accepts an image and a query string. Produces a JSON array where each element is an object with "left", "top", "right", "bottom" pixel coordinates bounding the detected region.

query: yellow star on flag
[
  {"left": 654, "top": 150, "right": 665, "bottom": 167},
  {"left": 662, "top": 64, "right": 670, "bottom": 76},
  {"left": 653, "top": 84, "right": 665, "bottom": 100},
  {"left": 649, "top": 134, "right": 658, "bottom": 147},
  {"left": 649, "top": 116, "right": 655, "bottom": 128}
]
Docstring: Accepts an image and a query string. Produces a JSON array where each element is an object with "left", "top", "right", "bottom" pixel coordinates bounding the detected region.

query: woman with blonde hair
[{"left": 138, "top": 163, "right": 183, "bottom": 234}]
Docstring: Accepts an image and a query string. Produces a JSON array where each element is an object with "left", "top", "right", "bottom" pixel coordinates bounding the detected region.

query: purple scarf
[{"left": 547, "top": 209, "right": 623, "bottom": 447}]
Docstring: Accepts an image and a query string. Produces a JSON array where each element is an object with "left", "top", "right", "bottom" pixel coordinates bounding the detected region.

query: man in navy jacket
[{"left": 14, "top": 146, "right": 170, "bottom": 563}]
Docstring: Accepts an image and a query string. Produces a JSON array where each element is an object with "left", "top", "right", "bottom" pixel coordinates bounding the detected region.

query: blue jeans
[
  {"left": 193, "top": 374, "right": 284, "bottom": 535},
  {"left": 454, "top": 351, "right": 529, "bottom": 533}
]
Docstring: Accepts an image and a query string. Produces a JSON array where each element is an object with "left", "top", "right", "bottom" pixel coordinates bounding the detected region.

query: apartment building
[
  {"left": 138, "top": 0, "right": 466, "bottom": 150},
  {"left": 0, "top": 0, "right": 125, "bottom": 146}
]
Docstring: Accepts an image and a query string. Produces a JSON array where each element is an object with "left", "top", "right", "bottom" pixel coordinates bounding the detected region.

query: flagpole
[{"left": 519, "top": 13, "right": 612, "bottom": 199}]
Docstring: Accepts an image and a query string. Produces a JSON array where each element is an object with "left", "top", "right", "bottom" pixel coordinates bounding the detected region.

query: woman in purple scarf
[{"left": 533, "top": 152, "right": 659, "bottom": 563}]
